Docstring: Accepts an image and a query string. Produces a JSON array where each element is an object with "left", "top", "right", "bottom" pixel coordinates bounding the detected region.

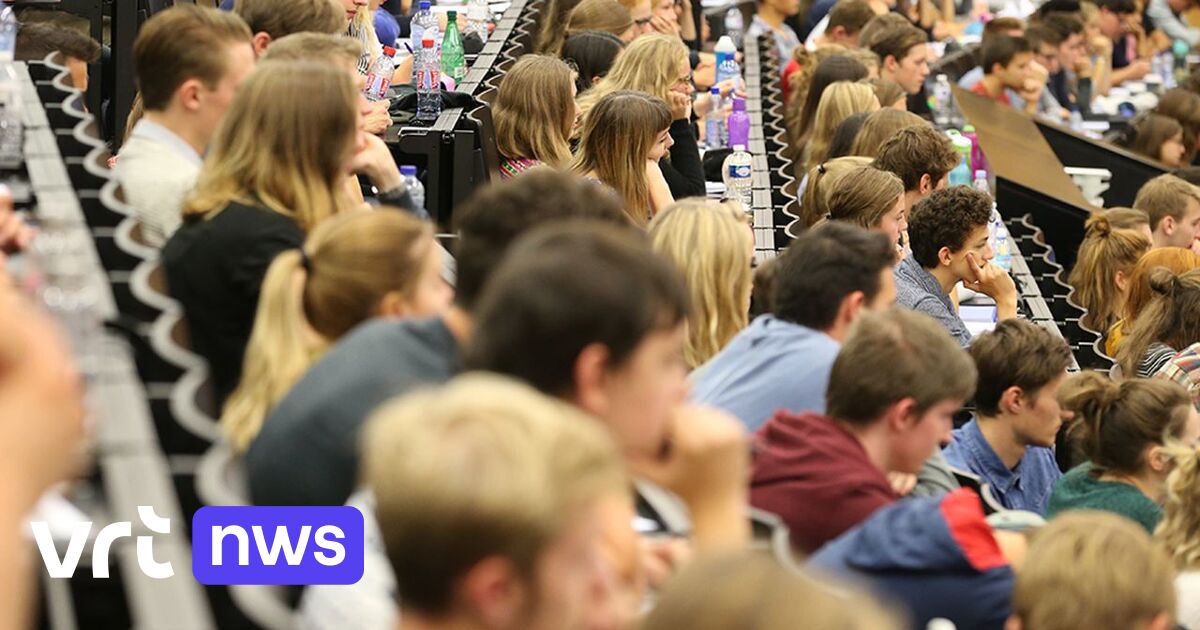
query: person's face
[
  {"left": 1033, "top": 44, "right": 1061, "bottom": 75},
  {"left": 403, "top": 239, "right": 455, "bottom": 317},
  {"left": 1160, "top": 132, "right": 1188, "bottom": 168},
  {"left": 570, "top": 82, "right": 582, "bottom": 137},
  {"left": 520, "top": 498, "right": 615, "bottom": 630},
  {"left": 868, "top": 266, "right": 898, "bottom": 310},
  {"left": 891, "top": 44, "right": 930, "bottom": 94},
  {"left": 1164, "top": 197, "right": 1200, "bottom": 248},
  {"left": 891, "top": 399, "right": 961, "bottom": 474},
  {"left": 1011, "top": 373, "right": 1069, "bottom": 449},
  {"left": 341, "top": 0, "right": 368, "bottom": 22},
  {"left": 648, "top": 126, "right": 673, "bottom": 161},
  {"left": 874, "top": 194, "right": 907, "bottom": 249},
  {"left": 766, "top": 0, "right": 802, "bottom": 17},
  {"left": 672, "top": 55, "right": 694, "bottom": 97},
  {"left": 653, "top": 0, "right": 676, "bottom": 21},
  {"left": 1098, "top": 8, "right": 1124, "bottom": 40},
  {"left": 946, "top": 224, "right": 993, "bottom": 278},
  {"left": 600, "top": 322, "right": 689, "bottom": 458},
  {"left": 66, "top": 56, "right": 89, "bottom": 93},
  {"left": 998, "top": 52, "right": 1035, "bottom": 89},
  {"left": 630, "top": 0, "right": 655, "bottom": 37},
  {"left": 198, "top": 42, "right": 256, "bottom": 146},
  {"left": 1058, "top": 32, "right": 1086, "bottom": 70}
]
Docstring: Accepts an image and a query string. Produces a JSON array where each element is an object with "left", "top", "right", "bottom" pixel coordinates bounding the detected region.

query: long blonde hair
[
  {"left": 537, "top": 0, "right": 586, "bottom": 54},
  {"left": 183, "top": 60, "right": 356, "bottom": 232},
  {"left": 1067, "top": 213, "right": 1152, "bottom": 334},
  {"left": 564, "top": 0, "right": 634, "bottom": 52},
  {"left": 1158, "top": 446, "right": 1200, "bottom": 571},
  {"left": 572, "top": 90, "right": 671, "bottom": 226},
  {"left": 494, "top": 55, "right": 576, "bottom": 168},
  {"left": 221, "top": 210, "right": 436, "bottom": 453},
  {"left": 649, "top": 200, "right": 753, "bottom": 368},
  {"left": 801, "top": 156, "right": 872, "bottom": 228},
  {"left": 576, "top": 34, "right": 688, "bottom": 122},
  {"left": 804, "top": 81, "right": 878, "bottom": 176}
]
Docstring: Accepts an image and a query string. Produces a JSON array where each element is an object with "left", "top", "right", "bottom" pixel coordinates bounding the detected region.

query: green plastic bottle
[{"left": 441, "top": 11, "right": 466, "bottom": 86}]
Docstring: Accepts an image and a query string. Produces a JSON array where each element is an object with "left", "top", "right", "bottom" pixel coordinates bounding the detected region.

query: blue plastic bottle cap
[
  {"left": 400, "top": 165, "right": 417, "bottom": 176},
  {"left": 419, "top": 0, "right": 431, "bottom": 9}
]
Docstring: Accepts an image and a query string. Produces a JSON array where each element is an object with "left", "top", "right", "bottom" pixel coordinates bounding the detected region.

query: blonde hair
[
  {"left": 537, "top": 0, "right": 585, "bottom": 54},
  {"left": 827, "top": 166, "right": 905, "bottom": 230},
  {"left": 572, "top": 90, "right": 672, "bottom": 226},
  {"left": 804, "top": 81, "right": 878, "bottom": 176},
  {"left": 1158, "top": 446, "right": 1200, "bottom": 571},
  {"left": 801, "top": 156, "right": 872, "bottom": 228},
  {"left": 364, "top": 373, "right": 628, "bottom": 615},
  {"left": 347, "top": 5, "right": 380, "bottom": 70},
  {"left": 649, "top": 200, "right": 753, "bottom": 368},
  {"left": 260, "top": 31, "right": 361, "bottom": 65},
  {"left": 221, "top": 210, "right": 436, "bottom": 453},
  {"left": 576, "top": 34, "right": 689, "bottom": 122},
  {"left": 564, "top": 0, "right": 633, "bottom": 51},
  {"left": 183, "top": 60, "right": 356, "bottom": 232},
  {"left": 494, "top": 55, "right": 576, "bottom": 168},
  {"left": 1118, "top": 268, "right": 1200, "bottom": 376},
  {"left": 849, "top": 108, "right": 924, "bottom": 158},
  {"left": 640, "top": 550, "right": 904, "bottom": 630},
  {"left": 1133, "top": 174, "right": 1200, "bottom": 232},
  {"left": 1013, "top": 511, "right": 1176, "bottom": 630},
  {"left": 1067, "top": 213, "right": 1152, "bottom": 333}
]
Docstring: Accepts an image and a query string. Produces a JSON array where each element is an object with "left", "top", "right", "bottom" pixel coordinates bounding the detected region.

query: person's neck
[
  {"left": 979, "top": 75, "right": 1005, "bottom": 98},
  {"left": 757, "top": 5, "right": 786, "bottom": 28},
  {"left": 821, "top": 321, "right": 849, "bottom": 343},
  {"left": 1098, "top": 469, "right": 1164, "bottom": 503},
  {"left": 442, "top": 306, "right": 474, "bottom": 346},
  {"left": 142, "top": 109, "right": 208, "bottom": 157},
  {"left": 842, "top": 420, "right": 892, "bottom": 476},
  {"left": 976, "top": 414, "right": 1027, "bottom": 470},
  {"left": 927, "top": 264, "right": 960, "bottom": 295},
  {"left": 1152, "top": 229, "right": 1173, "bottom": 249},
  {"left": 902, "top": 190, "right": 922, "bottom": 216}
]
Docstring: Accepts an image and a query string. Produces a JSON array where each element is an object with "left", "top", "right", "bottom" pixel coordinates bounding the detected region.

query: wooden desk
[
  {"left": 953, "top": 87, "right": 1097, "bottom": 270},
  {"left": 1034, "top": 121, "right": 1166, "bottom": 207}
]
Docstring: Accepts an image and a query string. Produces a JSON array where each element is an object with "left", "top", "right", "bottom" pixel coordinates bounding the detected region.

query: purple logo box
[{"left": 192, "top": 506, "right": 365, "bottom": 585}]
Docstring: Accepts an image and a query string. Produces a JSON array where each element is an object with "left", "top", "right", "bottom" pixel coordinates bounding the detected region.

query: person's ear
[
  {"left": 837, "top": 290, "right": 866, "bottom": 327},
  {"left": 885, "top": 54, "right": 899, "bottom": 73},
  {"left": 1004, "top": 615, "right": 1024, "bottom": 630},
  {"left": 919, "top": 172, "right": 933, "bottom": 194},
  {"left": 460, "top": 556, "right": 528, "bottom": 627},
  {"left": 1147, "top": 444, "right": 1171, "bottom": 474},
  {"left": 1144, "top": 611, "right": 1173, "bottom": 630},
  {"left": 375, "top": 291, "right": 409, "bottom": 318},
  {"left": 1161, "top": 215, "right": 1176, "bottom": 236},
  {"left": 252, "top": 32, "right": 272, "bottom": 57},
  {"left": 999, "top": 386, "right": 1024, "bottom": 416},
  {"left": 937, "top": 245, "right": 954, "bottom": 268},
  {"left": 1115, "top": 268, "right": 1131, "bottom": 293},
  {"left": 573, "top": 342, "right": 612, "bottom": 418},
  {"left": 176, "top": 78, "right": 203, "bottom": 112},
  {"left": 830, "top": 25, "right": 847, "bottom": 40},
  {"left": 884, "top": 397, "right": 919, "bottom": 432}
]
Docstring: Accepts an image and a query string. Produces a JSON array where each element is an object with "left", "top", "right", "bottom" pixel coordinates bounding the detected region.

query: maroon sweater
[{"left": 750, "top": 411, "right": 898, "bottom": 553}]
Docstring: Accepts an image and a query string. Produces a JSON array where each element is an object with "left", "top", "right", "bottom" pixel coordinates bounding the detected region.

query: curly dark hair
[{"left": 908, "top": 187, "right": 994, "bottom": 268}]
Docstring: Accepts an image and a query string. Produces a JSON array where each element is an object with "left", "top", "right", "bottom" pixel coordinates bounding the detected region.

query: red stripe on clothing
[{"left": 941, "top": 488, "right": 1008, "bottom": 572}]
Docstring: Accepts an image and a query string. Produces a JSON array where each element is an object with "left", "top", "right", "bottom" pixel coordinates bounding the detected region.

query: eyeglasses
[{"left": 635, "top": 16, "right": 653, "bottom": 27}]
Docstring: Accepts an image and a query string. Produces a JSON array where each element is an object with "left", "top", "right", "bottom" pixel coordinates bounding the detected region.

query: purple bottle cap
[{"left": 732, "top": 97, "right": 746, "bottom": 112}]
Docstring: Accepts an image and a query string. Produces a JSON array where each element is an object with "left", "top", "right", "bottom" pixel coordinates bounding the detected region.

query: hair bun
[
  {"left": 1085, "top": 213, "right": 1112, "bottom": 237},
  {"left": 1149, "top": 267, "right": 1181, "bottom": 296}
]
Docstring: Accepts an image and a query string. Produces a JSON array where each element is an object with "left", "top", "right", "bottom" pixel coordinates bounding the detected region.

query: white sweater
[
  {"left": 113, "top": 121, "right": 203, "bottom": 248},
  {"left": 1177, "top": 571, "right": 1200, "bottom": 630}
]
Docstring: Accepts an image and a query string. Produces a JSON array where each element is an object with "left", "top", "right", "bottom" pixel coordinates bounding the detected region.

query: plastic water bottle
[
  {"left": 400, "top": 165, "right": 429, "bottom": 219},
  {"left": 364, "top": 46, "right": 397, "bottom": 101},
  {"left": 727, "top": 96, "right": 750, "bottom": 149},
  {"left": 441, "top": 11, "right": 467, "bottom": 87},
  {"left": 0, "top": 64, "right": 23, "bottom": 169},
  {"left": 467, "top": 0, "right": 489, "bottom": 43},
  {"left": 993, "top": 219, "right": 1012, "bottom": 272},
  {"left": 715, "top": 36, "right": 740, "bottom": 86},
  {"left": 931, "top": 74, "right": 953, "bottom": 128},
  {"left": 705, "top": 87, "right": 726, "bottom": 150},
  {"left": 948, "top": 160, "right": 971, "bottom": 187},
  {"left": 411, "top": 1, "right": 439, "bottom": 58},
  {"left": 723, "top": 145, "right": 754, "bottom": 218},
  {"left": 415, "top": 38, "right": 442, "bottom": 123},
  {"left": 1173, "top": 39, "right": 1190, "bottom": 85},
  {"left": 946, "top": 129, "right": 972, "bottom": 175},
  {"left": 972, "top": 169, "right": 990, "bottom": 196},
  {"left": 724, "top": 8, "right": 744, "bottom": 49},
  {"left": 962, "top": 124, "right": 988, "bottom": 179}
]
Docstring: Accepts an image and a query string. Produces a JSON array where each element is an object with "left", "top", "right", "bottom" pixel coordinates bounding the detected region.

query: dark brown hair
[
  {"left": 969, "top": 319, "right": 1073, "bottom": 416},
  {"left": 907, "top": 186, "right": 994, "bottom": 268},
  {"left": 15, "top": 22, "right": 100, "bottom": 63},
  {"left": 981, "top": 35, "right": 1032, "bottom": 74},
  {"left": 233, "top": 0, "right": 342, "bottom": 40},
  {"left": 873, "top": 124, "right": 959, "bottom": 192},
  {"left": 867, "top": 22, "right": 927, "bottom": 65},
  {"left": 1130, "top": 114, "right": 1184, "bottom": 165},
  {"left": 133, "top": 5, "right": 253, "bottom": 111},
  {"left": 828, "top": 0, "right": 877, "bottom": 35}
]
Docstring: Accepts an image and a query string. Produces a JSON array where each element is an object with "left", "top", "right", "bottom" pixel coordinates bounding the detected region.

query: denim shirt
[
  {"left": 943, "top": 418, "right": 1062, "bottom": 514},
  {"left": 894, "top": 255, "right": 972, "bottom": 347}
]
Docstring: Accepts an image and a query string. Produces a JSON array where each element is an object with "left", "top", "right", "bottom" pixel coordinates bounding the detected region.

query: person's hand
[
  {"left": 0, "top": 188, "right": 32, "bottom": 255},
  {"left": 1126, "top": 58, "right": 1152, "bottom": 80},
  {"left": 362, "top": 99, "right": 392, "bottom": 136},
  {"left": 1089, "top": 34, "right": 1112, "bottom": 58},
  {"left": 0, "top": 290, "right": 86, "bottom": 512},
  {"left": 650, "top": 13, "right": 679, "bottom": 36},
  {"left": 1189, "top": 238, "right": 1200, "bottom": 256},
  {"left": 351, "top": 131, "right": 405, "bottom": 191},
  {"left": 888, "top": 472, "right": 917, "bottom": 496},
  {"left": 1028, "top": 59, "right": 1049, "bottom": 83},
  {"left": 639, "top": 536, "right": 690, "bottom": 589},
  {"left": 667, "top": 91, "right": 692, "bottom": 121},
  {"left": 1075, "top": 54, "right": 1094, "bottom": 79},
  {"left": 964, "top": 251, "right": 1018, "bottom": 315}
]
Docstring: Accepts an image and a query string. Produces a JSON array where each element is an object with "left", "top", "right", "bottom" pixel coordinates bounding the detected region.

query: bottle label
[
  {"left": 727, "top": 163, "right": 751, "bottom": 179},
  {"left": 418, "top": 67, "right": 439, "bottom": 91},
  {"left": 365, "top": 72, "right": 390, "bottom": 100}
]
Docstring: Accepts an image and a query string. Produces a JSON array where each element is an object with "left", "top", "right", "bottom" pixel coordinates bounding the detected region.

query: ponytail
[
  {"left": 800, "top": 156, "right": 872, "bottom": 230},
  {"left": 1066, "top": 214, "right": 1150, "bottom": 333},
  {"left": 1117, "top": 267, "right": 1200, "bottom": 377},
  {"left": 221, "top": 249, "right": 326, "bottom": 453}
]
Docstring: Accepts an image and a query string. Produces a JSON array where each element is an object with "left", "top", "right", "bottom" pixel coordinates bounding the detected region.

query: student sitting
[
  {"left": 363, "top": 375, "right": 630, "bottom": 630},
  {"left": 1133, "top": 173, "right": 1200, "bottom": 250},
  {"left": 957, "top": 16, "right": 1025, "bottom": 90},
  {"left": 691, "top": 222, "right": 896, "bottom": 432},
  {"left": 1155, "top": 89, "right": 1200, "bottom": 165},
  {"left": 563, "top": 0, "right": 636, "bottom": 48},
  {"left": 867, "top": 22, "right": 929, "bottom": 95},
  {"left": 1066, "top": 212, "right": 1152, "bottom": 335},
  {"left": 800, "top": 156, "right": 871, "bottom": 228},
  {"left": 649, "top": 200, "right": 754, "bottom": 369},
  {"left": 801, "top": 82, "right": 880, "bottom": 179},
  {"left": 642, "top": 550, "right": 904, "bottom": 630},
  {"left": 969, "top": 35, "right": 1051, "bottom": 117},
  {"left": 1094, "top": 0, "right": 1151, "bottom": 87},
  {"left": 561, "top": 31, "right": 626, "bottom": 93},
  {"left": 493, "top": 55, "right": 578, "bottom": 178},
  {"left": 1128, "top": 114, "right": 1188, "bottom": 168},
  {"left": 1038, "top": 13, "right": 1090, "bottom": 112},
  {"left": 805, "top": 0, "right": 880, "bottom": 51},
  {"left": 14, "top": 22, "right": 100, "bottom": 91},
  {"left": 787, "top": 54, "right": 870, "bottom": 165},
  {"left": 572, "top": 91, "right": 675, "bottom": 226},
  {"left": 575, "top": 35, "right": 705, "bottom": 201},
  {"left": 163, "top": 60, "right": 410, "bottom": 404},
  {"left": 750, "top": 307, "right": 976, "bottom": 553},
  {"left": 1156, "top": 445, "right": 1200, "bottom": 629},
  {"left": 220, "top": 210, "right": 451, "bottom": 454},
  {"left": 246, "top": 171, "right": 628, "bottom": 507},
  {"left": 233, "top": 0, "right": 343, "bottom": 56},
  {"left": 847, "top": 108, "right": 925, "bottom": 158},
  {"left": 746, "top": 0, "right": 803, "bottom": 66},
  {"left": 1048, "top": 371, "right": 1200, "bottom": 532},
  {"left": 811, "top": 488, "right": 1027, "bottom": 629},
  {"left": 825, "top": 165, "right": 907, "bottom": 257},
  {"left": 115, "top": 6, "right": 255, "bottom": 248},
  {"left": 1145, "top": 0, "right": 1200, "bottom": 54},
  {"left": 1107, "top": 246, "right": 1200, "bottom": 357},
  {"left": 872, "top": 123, "right": 959, "bottom": 217},
  {"left": 894, "top": 187, "right": 1018, "bottom": 346},
  {"left": 1010, "top": 512, "right": 1177, "bottom": 630},
  {"left": 1117, "top": 268, "right": 1200, "bottom": 378},
  {"left": 943, "top": 320, "right": 1073, "bottom": 513}
]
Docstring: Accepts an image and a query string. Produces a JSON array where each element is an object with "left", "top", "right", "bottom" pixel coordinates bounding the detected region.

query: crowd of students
[{"left": 9, "top": 0, "right": 1200, "bottom": 628}]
